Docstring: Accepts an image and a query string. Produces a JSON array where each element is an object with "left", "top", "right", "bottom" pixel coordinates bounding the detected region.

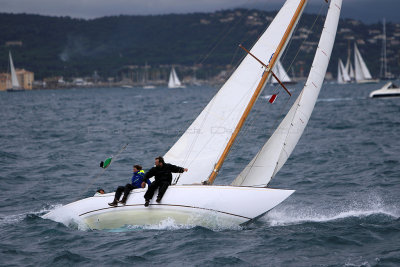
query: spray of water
[{"left": 263, "top": 193, "right": 399, "bottom": 226}]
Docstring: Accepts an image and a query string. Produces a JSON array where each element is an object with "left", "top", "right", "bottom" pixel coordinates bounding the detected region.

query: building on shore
[{"left": 0, "top": 69, "right": 34, "bottom": 91}]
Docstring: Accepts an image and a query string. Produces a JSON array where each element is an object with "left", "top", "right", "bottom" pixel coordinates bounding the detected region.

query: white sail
[
  {"left": 354, "top": 43, "right": 372, "bottom": 82},
  {"left": 9, "top": 51, "right": 21, "bottom": 89},
  {"left": 168, "top": 67, "right": 184, "bottom": 88},
  {"left": 165, "top": 0, "right": 307, "bottom": 185},
  {"left": 337, "top": 58, "right": 350, "bottom": 84},
  {"left": 337, "top": 59, "right": 344, "bottom": 84},
  {"left": 345, "top": 56, "right": 355, "bottom": 79},
  {"left": 232, "top": 0, "right": 342, "bottom": 187},
  {"left": 270, "top": 60, "right": 292, "bottom": 83}
]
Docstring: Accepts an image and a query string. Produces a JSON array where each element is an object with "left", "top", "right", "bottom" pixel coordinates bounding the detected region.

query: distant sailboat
[
  {"left": 379, "top": 18, "right": 393, "bottom": 80},
  {"left": 142, "top": 62, "right": 156, "bottom": 89},
  {"left": 354, "top": 43, "right": 378, "bottom": 84},
  {"left": 7, "top": 51, "right": 24, "bottom": 92},
  {"left": 168, "top": 67, "right": 185, "bottom": 88},
  {"left": 337, "top": 58, "right": 351, "bottom": 84},
  {"left": 269, "top": 60, "right": 295, "bottom": 84}
]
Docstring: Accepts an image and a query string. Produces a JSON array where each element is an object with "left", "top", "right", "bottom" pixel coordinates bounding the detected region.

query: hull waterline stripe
[{"left": 79, "top": 204, "right": 252, "bottom": 220}]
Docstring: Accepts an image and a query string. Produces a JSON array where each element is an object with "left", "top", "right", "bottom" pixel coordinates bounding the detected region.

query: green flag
[{"left": 100, "top": 157, "right": 112, "bottom": 169}]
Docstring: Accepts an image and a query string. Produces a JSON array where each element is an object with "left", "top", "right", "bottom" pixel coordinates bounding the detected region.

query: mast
[
  {"left": 207, "top": 0, "right": 308, "bottom": 185},
  {"left": 380, "top": 18, "right": 387, "bottom": 79}
]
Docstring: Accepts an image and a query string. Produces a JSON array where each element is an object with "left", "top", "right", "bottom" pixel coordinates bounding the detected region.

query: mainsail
[
  {"left": 354, "top": 43, "right": 373, "bottom": 82},
  {"left": 165, "top": 0, "right": 307, "bottom": 185},
  {"left": 232, "top": 0, "right": 342, "bottom": 187}
]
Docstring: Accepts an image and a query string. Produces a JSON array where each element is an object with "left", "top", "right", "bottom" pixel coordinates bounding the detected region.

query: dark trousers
[
  {"left": 115, "top": 183, "right": 138, "bottom": 202},
  {"left": 144, "top": 180, "right": 170, "bottom": 201}
]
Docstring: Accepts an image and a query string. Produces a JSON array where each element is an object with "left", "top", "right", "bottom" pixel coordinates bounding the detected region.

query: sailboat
[
  {"left": 354, "top": 43, "right": 379, "bottom": 84},
  {"left": 269, "top": 60, "right": 295, "bottom": 84},
  {"left": 168, "top": 67, "right": 185, "bottom": 88},
  {"left": 43, "top": 0, "right": 342, "bottom": 230},
  {"left": 337, "top": 58, "right": 351, "bottom": 84},
  {"left": 6, "top": 51, "right": 24, "bottom": 92}
]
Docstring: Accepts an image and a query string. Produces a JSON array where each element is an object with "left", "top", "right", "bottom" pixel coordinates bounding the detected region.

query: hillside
[{"left": 0, "top": 9, "right": 399, "bottom": 82}]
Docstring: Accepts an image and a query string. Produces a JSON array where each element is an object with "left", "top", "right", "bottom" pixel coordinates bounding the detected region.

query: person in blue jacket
[{"left": 108, "top": 164, "right": 150, "bottom": 206}]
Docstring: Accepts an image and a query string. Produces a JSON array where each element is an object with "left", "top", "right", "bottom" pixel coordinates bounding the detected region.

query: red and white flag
[{"left": 269, "top": 94, "right": 277, "bottom": 103}]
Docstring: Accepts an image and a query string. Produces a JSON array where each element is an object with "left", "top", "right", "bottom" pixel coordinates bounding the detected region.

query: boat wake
[
  {"left": 262, "top": 196, "right": 399, "bottom": 226},
  {"left": 317, "top": 97, "right": 359, "bottom": 102}
]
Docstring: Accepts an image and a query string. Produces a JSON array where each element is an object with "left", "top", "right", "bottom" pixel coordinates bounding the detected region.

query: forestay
[
  {"left": 164, "top": 0, "right": 307, "bottom": 185},
  {"left": 232, "top": 0, "right": 342, "bottom": 187}
]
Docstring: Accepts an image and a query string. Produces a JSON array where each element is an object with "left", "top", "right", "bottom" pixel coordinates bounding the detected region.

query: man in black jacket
[{"left": 143, "top": 156, "right": 187, "bottom": 207}]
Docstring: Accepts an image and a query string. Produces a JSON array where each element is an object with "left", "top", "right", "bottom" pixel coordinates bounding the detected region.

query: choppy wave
[
  {"left": 1, "top": 85, "right": 400, "bottom": 265},
  {"left": 0, "top": 205, "right": 58, "bottom": 227},
  {"left": 263, "top": 195, "right": 399, "bottom": 226}
]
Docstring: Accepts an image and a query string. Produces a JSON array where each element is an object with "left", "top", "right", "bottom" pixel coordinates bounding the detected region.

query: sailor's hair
[
  {"left": 133, "top": 164, "right": 142, "bottom": 170},
  {"left": 155, "top": 156, "right": 165, "bottom": 164}
]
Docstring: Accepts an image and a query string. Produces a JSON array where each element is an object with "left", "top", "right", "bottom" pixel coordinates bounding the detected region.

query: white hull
[
  {"left": 370, "top": 82, "right": 400, "bottom": 98},
  {"left": 168, "top": 85, "right": 186, "bottom": 89},
  {"left": 43, "top": 185, "right": 294, "bottom": 229},
  {"left": 356, "top": 79, "right": 379, "bottom": 84}
]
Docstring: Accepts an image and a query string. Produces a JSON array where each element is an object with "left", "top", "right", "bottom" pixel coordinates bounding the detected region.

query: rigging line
[
  {"left": 284, "top": 3, "right": 326, "bottom": 83},
  {"left": 172, "top": 93, "right": 220, "bottom": 185},
  {"left": 175, "top": 26, "right": 264, "bottom": 177},
  {"left": 77, "top": 143, "right": 129, "bottom": 199},
  {"left": 172, "top": 9, "right": 257, "bottom": 184},
  {"left": 171, "top": 48, "right": 252, "bottom": 183},
  {"left": 176, "top": 71, "right": 262, "bottom": 185},
  {"left": 181, "top": 76, "right": 259, "bottom": 170},
  {"left": 195, "top": 0, "right": 265, "bottom": 68},
  {"left": 195, "top": 5, "right": 251, "bottom": 66}
]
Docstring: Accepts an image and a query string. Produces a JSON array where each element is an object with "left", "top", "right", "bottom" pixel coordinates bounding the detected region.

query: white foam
[
  {"left": 41, "top": 204, "right": 90, "bottom": 231},
  {"left": 317, "top": 97, "right": 354, "bottom": 102},
  {"left": 124, "top": 214, "right": 243, "bottom": 232},
  {"left": 0, "top": 204, "right": 61, "bottom": 226},
  {"left": 263, "top": 195, "right": 399, "bottom": 226}
]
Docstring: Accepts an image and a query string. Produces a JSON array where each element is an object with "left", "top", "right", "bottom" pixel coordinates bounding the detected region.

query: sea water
[{"left": 0, "top": 82, "right": 399, "bottom": 266}]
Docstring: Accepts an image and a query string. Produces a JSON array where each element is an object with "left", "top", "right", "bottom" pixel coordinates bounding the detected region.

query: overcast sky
[{"left": 0, "top": 0, "right": 398, "bottom": 23}]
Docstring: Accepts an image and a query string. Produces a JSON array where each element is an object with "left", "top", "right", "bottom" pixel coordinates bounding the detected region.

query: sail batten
[
  {"left": 165, "top": 0, "right": 308, "bottom": 185},
  {"left": 232, "top": 0, "right": 342, "bottom": 187}
]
